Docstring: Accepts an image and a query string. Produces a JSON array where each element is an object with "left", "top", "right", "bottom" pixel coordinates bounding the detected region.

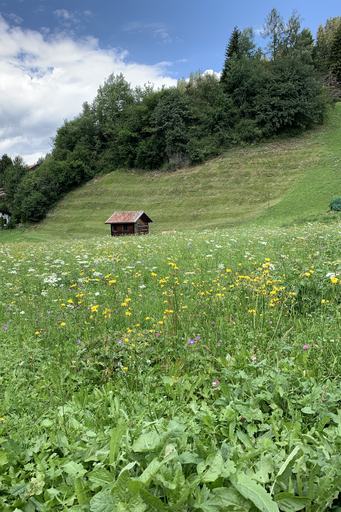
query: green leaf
[
  {"left": 178, "top": 452, "right": 200, "bottom": 464},
  {"left": 301, "top": 407, "right": 315, "bottom": 414},
  {"left": 112, "top": 470, "right": 131, "bottom": 503},
  {"left": 277, "top": 497, "right": 311, "bottom": 512},
  {"left": 11, "top": 482, "right": 27, "bottom": 496},
  {"left": 41, "top": 419, "right": 53, "bottom": 427},
  {"left": 87, "top": 469, "right": 116, "bottom": 486},
  {"left": 231, "top": 473, "right": 279, "bottom": 512},
  {"left": 75, "top": 477, "right": 87, "bottom": 505},
  {"left": 109, "top": 419, "right": 126, "bottom": 464},
  {"left": 90, "top": 491, "right": 116, "bottom": 512},
  {"left": 138, "top": 457, "right": 163, "bottom": 485},
  {"left": 127, "top": 480, "right": 144, "bottom": 496},
  {"left": 221, "top": 460, "right": 236, "bottom": 478},
  {"left": 139, "top": 488, "right": 168, "bottom": 511},
  {"left": 0, "top": 451, "right": 8, "bottom": 466},
  {"left": 63, "top": 461, "right": 87, "bottom": 478},
  {"left": 162, "top": 376, "right": 175, "bottom": 386},
  {"left": 210, "top": 487, "right": 252, "bottom": 511},
  {"left": 237, "top": 430, "right": 254, "bottom": 450},
  {"left": 132, "top": 432, "right": 161, "bottom": 453},
  {"left": 270, "top": 446, "right": 301, "bottom": 495},
  {"left": 201, "top": 452, "right": 224, "bottom": 483}
]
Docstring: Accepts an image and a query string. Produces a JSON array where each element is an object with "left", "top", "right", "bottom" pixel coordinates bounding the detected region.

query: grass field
[
  {"left": 1, "top": 106, "right": 341, "bottom": 511},
  {"left": 1, "top": 223, "right": 341, "bottom": 510}
]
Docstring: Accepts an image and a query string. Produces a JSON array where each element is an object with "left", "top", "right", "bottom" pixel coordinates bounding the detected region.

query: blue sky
[{"left": 0, "top": 0, "right": 340, "bottom": 161}]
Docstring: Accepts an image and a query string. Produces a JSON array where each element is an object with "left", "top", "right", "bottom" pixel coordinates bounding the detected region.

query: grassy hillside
[{"left": 3, "top": 103, "right": 341, "bottom": 241}]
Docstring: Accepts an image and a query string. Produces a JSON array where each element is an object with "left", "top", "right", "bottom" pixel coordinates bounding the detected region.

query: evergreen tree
[
  {"left": 0, "top": 154, "right": 12, "bottom": 187},
  {"left": 329, "top": 23, "right": 341, "bottom": 81},
  {"left": 315, "top": 17, "right": 341, "bottom": 73},
  {"left": 221, "top": 26, "right": 241, "bottom": 83}
]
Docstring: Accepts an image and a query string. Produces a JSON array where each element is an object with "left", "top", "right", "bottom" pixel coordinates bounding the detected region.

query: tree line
[{"left": 1, "top": 8, "right": 341, "bottom": 226}]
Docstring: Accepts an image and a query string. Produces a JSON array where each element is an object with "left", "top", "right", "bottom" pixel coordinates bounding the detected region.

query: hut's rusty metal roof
[{"left": 105, "top": 211, "right": 153, "bottom": 224}]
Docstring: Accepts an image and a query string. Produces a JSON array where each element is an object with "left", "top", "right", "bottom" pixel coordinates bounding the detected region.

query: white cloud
[
  {"left": 53, "top": 9, "right": 75, "bottom": 21},
  {"left": 123, "top": 21, "right": 172, "bottom": 44},
  {"left": 7, "top": 13, "right": 23, "bottom": 24},
  {"left": 0, "top": 15, "right": 176, "bottom": 163},
  {"left": 204, "top": 69, "right": 221, "bottom": 78}
]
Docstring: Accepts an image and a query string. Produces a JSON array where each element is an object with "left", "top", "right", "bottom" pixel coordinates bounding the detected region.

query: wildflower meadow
[{"left": 1, "top": 223, "right": 341, "bottom": 511}]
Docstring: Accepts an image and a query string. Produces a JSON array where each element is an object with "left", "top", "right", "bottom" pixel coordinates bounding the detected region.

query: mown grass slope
[{"left": 3, "top": 103, "right": 341, "bottom": 241}]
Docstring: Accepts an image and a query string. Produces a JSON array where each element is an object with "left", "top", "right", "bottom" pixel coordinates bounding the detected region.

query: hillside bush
[{"left": 330, "top": 195, "right": 341, "bottom": 210}]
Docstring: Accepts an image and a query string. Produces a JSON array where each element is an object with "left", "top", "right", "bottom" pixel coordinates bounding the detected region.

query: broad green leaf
[
  {"left": 41, "top": 419, "right": 53, "bottom": 427},
  {"left": 109, "top": 419, "right": 126, "bottom": 464},
  {"left": 178, "top": 452, "right": 200, "bottom": 464},
  {"left": 11, "top": 482, "right": 27, "bottom": 496},
  {"left": 277, "top": 497, "right": 311, "bottom": 512},
  {"left": 153, "top": 472, "right": 176, "bottom": 490},
  {"left": 87, "top": 469, "right": 116, "bottom": 486},
  {"left": 270, "top": 446, "right": 301, "bottom": 495},
  {"left": 90, "top": 491, "right": 116, "bottom": 512},
  {"left": 132, "top": 432, "right": 161, "bottom": 453},
  {"left": 211, "top": 487, "right": 252, "bottom": 511},
  {"left": 171, "top": 477, "right": 201, "bottom": 509},
  {"left": 138, "top": 457, "right": 163, "bottom": 485},
  {"left": 139, "top": 488, "right": 168, "bottom": 511},
  {"left": 63, "top": 461, "right": 87, "bottom": 478},
  {"left": 119, "top": 461, "right": 138, "bottom": 476},
  {"left": 112, "top": 470, "right": 131, "bottom": 503},
  {"left": 0, "top": 451, "right": 8, "bottom": 466},
  {"left": 274, "top": 493, "right": 294, "bottom": 502},
  {"left": 237, "top": 430, "right": 254, "bottom": 450},
  {"left": 128, "top": 493, "right": 147, "bottom": 512},
  {"left": 67, "top": 507, "right": 84, "bottom": 512},
  {"left": 162, "top": 376, "right": 175, "bottom": 386},
  {"left": 231, "top": 473, "right": 279, "bottom": 512},
  {"left": 201, "top": 452, "right": 223, "bottom": 483},
  {"left": 75, "top": 477, "right": 87, "bottom": 505},
  {"left": 253, "top": 457, "right": 272, "bottom": 484},
  {"left": 221, "top": 460, "right": 236, "bottom": 478},
  {"left": 301, "top": 407, "right": 315, "bottom": 414},
  {"left": 127, "top": 480, "right": 143, "bottom": 496}
]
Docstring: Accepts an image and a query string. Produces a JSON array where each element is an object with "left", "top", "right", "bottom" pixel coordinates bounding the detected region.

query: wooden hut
[{"left": 105, "top": 211, "right": 153, "bottom": 236}]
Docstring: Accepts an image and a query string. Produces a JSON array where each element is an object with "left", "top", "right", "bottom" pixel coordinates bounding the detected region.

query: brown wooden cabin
[{"left": 105, "top": 211, "right": 153, "bottom": 236}]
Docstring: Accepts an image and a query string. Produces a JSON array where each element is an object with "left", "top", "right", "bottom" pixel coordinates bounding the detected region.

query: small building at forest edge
[
  {"left": 0, "top": 209, "right": 11, "bottom": 226},
  {"left": 105, "top": 211, "right": 153, "bottom": 236}
]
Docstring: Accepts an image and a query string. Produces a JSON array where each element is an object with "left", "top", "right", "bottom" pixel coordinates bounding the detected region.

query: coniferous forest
[{"left": 1, "top": 9, "right": 341, "bottom": 225}]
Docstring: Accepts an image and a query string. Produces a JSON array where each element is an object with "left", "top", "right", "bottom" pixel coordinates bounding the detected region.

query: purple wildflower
[{"left": 303, "top": 345, "right": 309, "bottom": 350}]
